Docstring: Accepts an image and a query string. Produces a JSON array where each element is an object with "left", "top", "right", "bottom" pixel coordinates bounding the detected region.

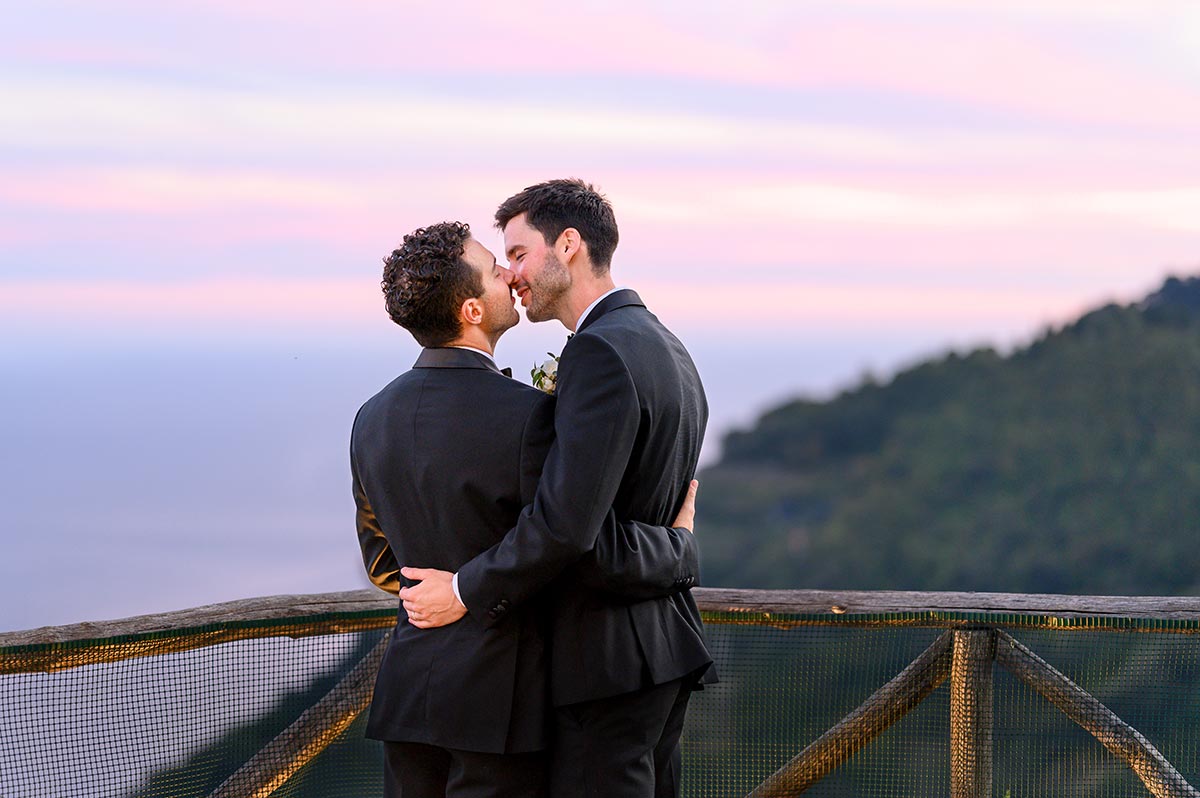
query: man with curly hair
[
  {"left": 401, "top": 182, "right": 713, "bottom": 798},
  {"left": 351, "top": 221, "right": 700, "bottom": 797}
]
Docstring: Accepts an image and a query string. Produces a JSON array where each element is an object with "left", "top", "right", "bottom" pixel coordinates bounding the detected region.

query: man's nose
[{"left": 500, "top": 266, "right": 517, "bottom": 285}]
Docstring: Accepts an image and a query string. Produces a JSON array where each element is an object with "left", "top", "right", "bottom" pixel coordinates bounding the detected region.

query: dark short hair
[
  {"left": 494, "top": 178, "right": 618, "bottom": 274},
  {"left": 381, "top": 221, "right": 482, "bottom": 347}
]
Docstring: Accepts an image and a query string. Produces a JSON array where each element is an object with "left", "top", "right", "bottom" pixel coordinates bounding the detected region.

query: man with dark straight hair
[
  {"left": 401, "top": 181, "right": 714, "bottom": 798},
  {"left": 352, "top": 220, "right": 700, "bottom": 797}
]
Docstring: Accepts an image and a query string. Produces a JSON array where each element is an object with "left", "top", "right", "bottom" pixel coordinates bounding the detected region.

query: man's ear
[
  {"left": 557, "top": 228, "right": 583, "bottom": 263},
  {"left": 460, "top": 297, "right": 484, "bottom": 326}
]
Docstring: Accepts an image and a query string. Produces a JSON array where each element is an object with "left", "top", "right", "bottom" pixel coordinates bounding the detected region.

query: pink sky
[
  {"left": 3, "top": 0, "right": 1200, "bottom": 385},
  {"left": 5, "top": 1, "right": 1200, "bottom": 629}
]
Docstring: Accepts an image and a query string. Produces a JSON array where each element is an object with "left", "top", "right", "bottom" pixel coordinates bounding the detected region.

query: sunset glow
[{"left": 3, "top": 1, "right": 1200, "bottom": 629}]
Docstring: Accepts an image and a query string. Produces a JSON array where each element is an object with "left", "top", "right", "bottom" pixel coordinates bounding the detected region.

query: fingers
[
  {"left": 399, "top": 567, "right": 442, "bottom": 599},
  {"left": 396, "top": 568, "right": 464, "bottom": 630},
  {"left": 672, "top": 506, "right": 693, "bottom": 531},
  {"left": 673, "top": 479, "right": 700, "bottom": 531},
  {"left": 401, "top": 595, "right": 436, "bottom": 618},
  {"left": 406, "top": 610, "right": 457, "bottom": 629},
  {"left": 403, "top": 600, "right": 429, "bottom": 626},
  {"left": 398, "top": 584, "right": 423, "bottom": 600}
]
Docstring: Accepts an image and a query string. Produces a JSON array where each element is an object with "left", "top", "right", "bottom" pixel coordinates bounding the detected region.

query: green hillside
[{"left": 700, "top": 275, "right": 1200, "bottom": 596}]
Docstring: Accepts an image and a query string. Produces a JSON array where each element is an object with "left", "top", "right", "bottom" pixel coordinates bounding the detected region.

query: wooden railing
[{"left": 4, "top": 588, "right": 1200, "bottom": 797}]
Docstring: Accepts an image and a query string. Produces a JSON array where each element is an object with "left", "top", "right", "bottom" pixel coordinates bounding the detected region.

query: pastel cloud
[
  {"left": 0, "top": 276, "right": 1098, "bottom": 340},
  {"left": 0, "top": 76, "right": 991, "bottom": 166},
  {"left": 0, "top": 279, "right": 378, "bottom": 327},
  {"left": 9, "top": 1, "right": 1200, "bottom": 131},
  {"left": 5, "top": 166, "right": 1198, "bottom": 247},
  {"left": 2, "top": 0, "right": 1199, "bottom": 348},
  {"left": 8, "top": 0, "right": 1200, "bottom": 635}
]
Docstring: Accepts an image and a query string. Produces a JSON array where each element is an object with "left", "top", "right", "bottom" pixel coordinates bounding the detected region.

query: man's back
[
  {"left": 352, "top": 348, "right": 554, "bottom": 753},
  {"left": 588, "top": 304, "right": 706, "bottom": 522},
  {"left": 544, "top": 290, "right": 713, "bottom": 705}
]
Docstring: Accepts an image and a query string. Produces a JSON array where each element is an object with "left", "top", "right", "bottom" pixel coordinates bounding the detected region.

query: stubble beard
[
  {"left": 484, "top": 291, "right": 521, "bottom": 338},
  {"left": 525, "top": 250, "right": 571, "bottom": 323},
  {"left": 497, "top": 303, "right": 520, "bottom": 334}
]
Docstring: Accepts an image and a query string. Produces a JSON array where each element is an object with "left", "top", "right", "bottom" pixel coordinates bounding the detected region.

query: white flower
[{"left": 531, "top": 352, "right": 560, "bottom": 394}]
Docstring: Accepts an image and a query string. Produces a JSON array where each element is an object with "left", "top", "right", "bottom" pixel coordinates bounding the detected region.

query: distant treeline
[{"left": 699, "top": 275, "right": 1200, "bottom": 596}]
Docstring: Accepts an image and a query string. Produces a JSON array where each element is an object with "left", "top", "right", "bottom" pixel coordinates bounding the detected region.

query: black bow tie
[{"left": 501, "top": 367, "right": 512, "bottom": 378}]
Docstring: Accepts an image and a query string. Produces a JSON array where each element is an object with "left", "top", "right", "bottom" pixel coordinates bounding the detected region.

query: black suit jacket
[
  {"left": 351, "top": 347, "right": 698, "bottom": 753},
  {"left": 458, "top": 290, "right": 716, "bottom": 706}
]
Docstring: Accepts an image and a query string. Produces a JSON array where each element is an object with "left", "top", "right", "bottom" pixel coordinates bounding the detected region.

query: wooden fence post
[{"left": 950, "top": 630, "right": 995, "bottom": 798}]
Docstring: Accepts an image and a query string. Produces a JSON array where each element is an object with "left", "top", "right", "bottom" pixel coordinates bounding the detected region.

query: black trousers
[
  {"left": 548, "top": 677, "right": 693, "bottom": 798},
  {"left": 383, "top": 741, "right": 547, "bottom": 798}
]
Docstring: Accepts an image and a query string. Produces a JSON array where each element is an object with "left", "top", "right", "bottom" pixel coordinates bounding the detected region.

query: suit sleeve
[
  {"left": 573, "top": 518, "right": 700, "bottom": 600},
  {"left": 516, "top": 388, "right": 700, "bottom": 602},
  {"left": 460, "top": 334, "right": 691, "bottom": 623},
  {"left": 351, "top": 416, "right": 400, "bottom": 596}
]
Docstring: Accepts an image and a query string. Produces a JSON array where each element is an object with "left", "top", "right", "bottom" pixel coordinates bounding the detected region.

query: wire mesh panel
[
  {"left": 991, "top": 628, "right": 1200, "bottom": 798},
  {"left": 264, "top": 712, "right": 383, "bottom": 798},
  {"left": 0, "top": 620, "right": 390, "bottom": 798},
  {"left": 681, "top": 619, "right": 952, "bottom": 798},
  {"left": 3, "top": 599, "right": 1200, "bottom": 797}
]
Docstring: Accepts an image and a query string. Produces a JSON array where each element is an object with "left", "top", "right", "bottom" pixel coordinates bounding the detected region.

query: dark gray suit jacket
[
  {"left": 351, "top": 347, "right": 698, "bottom": 753},
  {"left": 458, "top": 290, "right": 715, "bottom": 706}
]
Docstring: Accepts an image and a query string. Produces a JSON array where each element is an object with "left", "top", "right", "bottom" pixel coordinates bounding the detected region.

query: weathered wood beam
[
  {"left": 995, "top": 630, "right": 1200, "bottom": 798},
  {"left": 950, "top": 630, "right": 995, "bottom": 798},
  {"left": 0, "top": 590, "right": 396, "bottom": 674},
  {"left": 697, "top": 588, "right": 1200, "bottom": 622},
  {"left": 5, "top": 586, "right": 1200, "bottom": 673},
  {"left": 207, "top": 635, "right": 388, "bottom": 798},
  {"left": 0, "top": 590, "right": 395, "bottom": 646},
  {"left": 745, "top": 631, "right": 954, "bottom": 798}
]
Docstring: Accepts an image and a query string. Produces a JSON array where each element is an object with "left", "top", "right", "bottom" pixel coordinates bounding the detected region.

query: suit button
[
  {"left": 500, "top": 599, "right": 511, "bottom": 609},
  {"left": 487, "top": 610, "right": 499, "bottom": 619}
]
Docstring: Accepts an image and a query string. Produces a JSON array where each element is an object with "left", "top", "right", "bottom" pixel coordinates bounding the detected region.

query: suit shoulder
[
  {"left": 563, "top": 328, "right": 633, "bottom": 371},
  {"left": 585, "top": 302, "right": 666, "bottom": 340},
  {"left": 465, "top": 369, "right": 555, "bottom": 422},
  {"left": 568, "top": 323, "right": 625, "bottom": 352},
  {"left": 574, "top": 309, "right": 667, "bottom": 358},
  {"left": 356, "top": 369, "right": 423, "bottom": 413},
  {"left": 482, "top": 369, "right": 548, "bottom": 404}
]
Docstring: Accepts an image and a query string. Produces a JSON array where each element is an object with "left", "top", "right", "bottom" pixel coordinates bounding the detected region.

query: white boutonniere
[
  {"left": 531, "top": 353, "right": 559, "bottom": 394},
  {"left": 531, "top": 335, "right": 571, "bottom": 394}
]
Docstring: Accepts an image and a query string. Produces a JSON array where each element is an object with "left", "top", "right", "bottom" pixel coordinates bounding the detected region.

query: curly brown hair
[{"left": 381, "top": 221, "right": 483, "bottom": 347}]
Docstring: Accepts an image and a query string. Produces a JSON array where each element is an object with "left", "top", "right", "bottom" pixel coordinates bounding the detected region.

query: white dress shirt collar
[
  {"left": 449, "top": 345, "right": 498, "bottom": 367},
  {"left": 575, "top": 286, "right": 629, "bottom": 332}
]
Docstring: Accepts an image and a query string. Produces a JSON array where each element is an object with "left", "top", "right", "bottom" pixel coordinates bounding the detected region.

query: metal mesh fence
[{"left": 3, "top": 600, "right": 1200, "bottom": 797}]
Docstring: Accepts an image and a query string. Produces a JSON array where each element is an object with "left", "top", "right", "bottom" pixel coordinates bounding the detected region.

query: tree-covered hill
[{"left": 700, "top": 275, "right": 1200, "bottom": 596}]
